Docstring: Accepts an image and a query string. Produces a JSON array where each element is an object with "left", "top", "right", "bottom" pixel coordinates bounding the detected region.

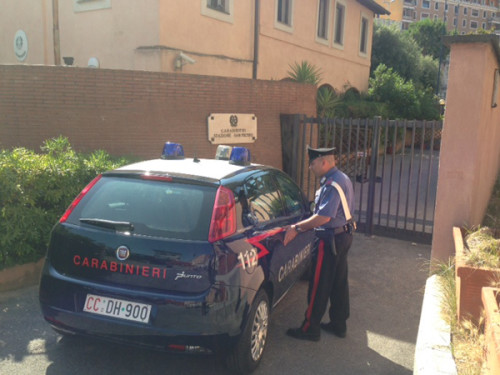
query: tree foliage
[
  {"left": 371, "top": 24, "right": 424, "bottom": 85},
  {"left": 287, "top": 19, "right": 447, "bottom": 120},
  {"left": 371, "top": 22, "right": 441, "bottom": 92},
  {"left": 408, "top": 18, "right": 448, "bottom": 60},
  {"left": 369, "top": 64, "right": 440, "bottom": 120}
]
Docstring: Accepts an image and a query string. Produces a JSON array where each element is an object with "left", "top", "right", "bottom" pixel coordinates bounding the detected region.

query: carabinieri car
[{"left": 39, "top": 143, "right": 314, "bottom": 373}]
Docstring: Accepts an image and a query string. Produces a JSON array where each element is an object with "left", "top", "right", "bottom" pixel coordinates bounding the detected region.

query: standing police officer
[{"left": 284, "top": 146, "right": 355, "bottom": 341}]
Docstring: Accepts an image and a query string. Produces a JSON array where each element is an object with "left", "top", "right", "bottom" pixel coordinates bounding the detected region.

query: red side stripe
[{"left": 303, "top": 240, "right": 325, "bottom": 332}]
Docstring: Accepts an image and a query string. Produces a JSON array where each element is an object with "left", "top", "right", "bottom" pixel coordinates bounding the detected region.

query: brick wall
[{"left": 0, "top": 65, "right": 317, "bottom": 169}]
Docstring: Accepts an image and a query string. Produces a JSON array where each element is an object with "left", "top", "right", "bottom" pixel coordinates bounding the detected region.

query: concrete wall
[
  {"left": 431, "top": 35, "right": 500, "bottom": 262},
  {"left": 0, "top": 65, "right": 317, "bottom": 169}
]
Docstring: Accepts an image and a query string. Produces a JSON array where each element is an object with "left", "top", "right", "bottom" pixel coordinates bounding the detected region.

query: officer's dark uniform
[{"left": 287, "top": 146, "right": 355, "bottom": 341}]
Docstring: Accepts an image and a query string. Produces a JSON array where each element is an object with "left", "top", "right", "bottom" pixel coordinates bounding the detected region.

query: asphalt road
[{"left": 0, "top": 234, "right": 430, "bottom": 375}]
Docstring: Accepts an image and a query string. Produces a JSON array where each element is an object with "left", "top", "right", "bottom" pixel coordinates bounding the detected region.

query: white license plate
[{"left": 83, "top": 294, "right": 151, "bottom": 324}]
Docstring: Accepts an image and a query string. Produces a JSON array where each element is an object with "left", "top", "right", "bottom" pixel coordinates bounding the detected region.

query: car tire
[{"left": 226, "top": 290, "right": 269, "bottom": 373}]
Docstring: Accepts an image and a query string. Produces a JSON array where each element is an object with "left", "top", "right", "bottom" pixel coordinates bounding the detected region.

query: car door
[{"left": 242, "top": 170, "right": 312, "bottom": 304}]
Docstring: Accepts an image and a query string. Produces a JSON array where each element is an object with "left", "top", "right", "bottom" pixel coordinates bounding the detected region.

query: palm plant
[
  {"left": 317, "top": 86, "right": 342, "bottom": 118},
  {"left": 287, "top": 61, "right": 322, "bottom": 86}
]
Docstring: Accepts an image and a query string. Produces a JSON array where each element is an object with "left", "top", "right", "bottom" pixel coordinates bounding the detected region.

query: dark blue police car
[{"left": 39, "top": 143, "right": 314, "bottom": 373}]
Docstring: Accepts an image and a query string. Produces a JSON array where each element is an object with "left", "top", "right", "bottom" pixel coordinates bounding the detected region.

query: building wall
[
  {"left": 58, "top": 0, "right": 160, "bottom": 70},
  {"left": 0, "top": 65, "right": 317, "bottom": 169},
  {"left": 376, "top": 0, "right": 500, "bottom": 33},
  {"left": 258, "top": 0, "right": 374, "bottom": 91},
  {"left": 0, "top": 0, "right": 378, "bottom": 93},
  {"left": 379, "top": 0, "right": 404, "bottom": 22},
  {"left": 0, "top": 0, "right": 53, "bottom": 65},
  {"left": 432, "top": 35, "right": 500, "bottom": 262}
]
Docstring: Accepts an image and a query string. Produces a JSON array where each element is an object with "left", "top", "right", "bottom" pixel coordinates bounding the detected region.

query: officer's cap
[{"left": 307, "top": 145, "right": 336, "bottom": 162}]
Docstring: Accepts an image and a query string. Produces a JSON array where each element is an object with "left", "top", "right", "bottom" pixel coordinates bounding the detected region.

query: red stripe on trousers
[{"left": 303, "top": 240, "right": 325, "bottom": 332}]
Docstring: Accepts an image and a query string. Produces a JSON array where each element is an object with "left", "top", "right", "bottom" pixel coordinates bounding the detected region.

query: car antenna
[{"left": 193, "top": 151, "right": 200, "bottom": 163}]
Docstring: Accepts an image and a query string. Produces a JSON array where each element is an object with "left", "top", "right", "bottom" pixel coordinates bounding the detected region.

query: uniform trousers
[{"left": 302, "top": 231, "right": 353, "bottom": 333}]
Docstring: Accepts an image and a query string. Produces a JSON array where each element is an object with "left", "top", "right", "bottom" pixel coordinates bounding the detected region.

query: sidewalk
[{"left": 265, "top": 232, "right": 434, "bottom": 374}]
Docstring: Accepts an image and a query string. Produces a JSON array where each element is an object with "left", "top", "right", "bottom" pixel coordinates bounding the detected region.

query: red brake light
[
  {"left": 59, "top": 175, "right": 102, "bottom": 223},
  {"left": 208, "top": 186, "right": 236, "bottom": 243}
]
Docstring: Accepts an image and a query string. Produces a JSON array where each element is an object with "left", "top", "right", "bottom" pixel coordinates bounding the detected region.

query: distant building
[
  {"left": 1, "top": 0, "right": 388, "bottom": 92},
  {"left": 375, "top": 0, "right": 500, "bottom": 34}
]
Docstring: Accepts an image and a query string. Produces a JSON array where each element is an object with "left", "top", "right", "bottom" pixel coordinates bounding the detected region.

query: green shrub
[
  {"left": 368, "top": 64, "right": 440, "bottom": 120},
  {"left": 0, "top": 136, "right": 131, "bottom": 269}
]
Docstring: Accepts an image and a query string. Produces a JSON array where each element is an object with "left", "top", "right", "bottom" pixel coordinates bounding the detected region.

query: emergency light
[
  {"left": 215, "top": 145, "right": 232, "bottom": 160},
  {"left": 229, "top": 147, "right": 251, "bottom": 166},
  {"left": 161, "top": 142, "right": 185, "bottom": 159}
]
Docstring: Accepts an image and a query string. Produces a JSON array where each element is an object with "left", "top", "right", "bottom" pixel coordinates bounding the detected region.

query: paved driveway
[{"left": 0, "top": 234, "right": 430, "bottom": 374}]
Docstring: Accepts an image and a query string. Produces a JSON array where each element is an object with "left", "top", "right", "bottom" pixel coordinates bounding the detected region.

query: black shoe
[
  {"left": 286, "top": 327, "right": 320, "bottom": 342},
  {"left": 320, "top": 322, "right": 346, "bottom": 338}
]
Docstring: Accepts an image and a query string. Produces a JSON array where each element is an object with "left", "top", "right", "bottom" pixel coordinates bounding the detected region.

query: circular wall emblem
[
  {"left": 14, "top": 30, "right": 28, "bottom": 62},
  {"left": 116, "top": 246, "right": 130, "bottom": 261}
]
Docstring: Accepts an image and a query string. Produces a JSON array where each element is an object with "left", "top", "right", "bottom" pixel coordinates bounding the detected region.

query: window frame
[
  {"left": 74, "top": 0, "right": 111, "bottom": 13},
  {"left": 333, "top": 0, "right": 346, "bottom": 50},
  {"left": 201, "top": 0, "right": 234, "bottom": 24},
  {"left": 316, "top": 0, "right": 332, "bottom": 44},
  {"left": 275, "top": 0, "right": 294, "bottom": 33},
  {"left": 359, "top": 13, "right": 370, "bottom": 57}
]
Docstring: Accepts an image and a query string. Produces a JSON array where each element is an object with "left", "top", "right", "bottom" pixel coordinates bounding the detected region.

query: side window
[
  {"left": 274, "top": 173, "right": 305, "bottom": 217},
  {"left": 244, "top": 173, "right": 285, "bottom": 223}
]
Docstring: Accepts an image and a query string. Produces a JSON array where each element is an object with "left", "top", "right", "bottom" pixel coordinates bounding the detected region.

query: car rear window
[{"left": 67, "top": 177, "right": 217, "bottom": 241}]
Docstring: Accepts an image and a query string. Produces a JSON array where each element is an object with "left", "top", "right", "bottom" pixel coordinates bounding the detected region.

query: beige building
[
  {"left": 1, "top": 0, "right": 388, "bottom": 92},
  {"left": 376, "top": 0, "right": 500, "bottom": 33}
]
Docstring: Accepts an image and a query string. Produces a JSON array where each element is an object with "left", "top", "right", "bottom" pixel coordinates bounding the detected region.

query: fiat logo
[{"left": 116, "top": 246, "right": 130, "bottom": 261}]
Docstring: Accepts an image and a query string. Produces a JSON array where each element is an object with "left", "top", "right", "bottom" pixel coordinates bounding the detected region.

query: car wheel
[{"left": 226, "top": 290, "right": 269, "bottom": 373}]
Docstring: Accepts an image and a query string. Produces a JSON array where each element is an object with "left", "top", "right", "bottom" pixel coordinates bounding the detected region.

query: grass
[
  {"left": 464, "top": 227, "right": 500, "bottom": 269},
  {"left": 432, "top": 259, "right": 485, "bottom": 375}
]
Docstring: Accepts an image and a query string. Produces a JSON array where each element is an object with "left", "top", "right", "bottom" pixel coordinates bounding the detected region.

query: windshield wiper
[{"left": 79, "top": 218, "right": 134, "bottom": 232}]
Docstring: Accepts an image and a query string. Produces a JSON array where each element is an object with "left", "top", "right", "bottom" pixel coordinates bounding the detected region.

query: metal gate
[{"left": 281, "top": 115, "right": 442, "bottom": 244}]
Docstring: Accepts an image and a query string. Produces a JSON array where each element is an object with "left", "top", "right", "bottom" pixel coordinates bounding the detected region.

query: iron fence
[{"left": 281, "top": 115, "right": 442, "bottom": 244}]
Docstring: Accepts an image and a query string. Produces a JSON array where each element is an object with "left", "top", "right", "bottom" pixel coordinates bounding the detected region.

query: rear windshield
[{"left": 67, "top": 177, "right": 217, "bottom": 241}]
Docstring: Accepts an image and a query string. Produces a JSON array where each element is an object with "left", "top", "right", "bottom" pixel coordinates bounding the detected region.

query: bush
[
  {"left": 368, "top": 64, "right": 440, "bottom": 120},
  {"left": 0, "top": 137, "right": 131, "bottom": 269}
]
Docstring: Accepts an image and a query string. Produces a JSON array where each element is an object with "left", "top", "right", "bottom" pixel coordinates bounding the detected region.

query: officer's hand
[{"left": 283, "top": 226, "right": 297, "bottom": 246}]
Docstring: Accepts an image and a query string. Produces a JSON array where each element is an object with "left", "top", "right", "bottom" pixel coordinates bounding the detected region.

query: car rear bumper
[{"left": 39, "top": 263, "right": 253, "bottom": 352}]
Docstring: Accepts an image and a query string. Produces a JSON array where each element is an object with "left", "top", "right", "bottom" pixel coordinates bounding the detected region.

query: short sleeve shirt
[{"left": 314, "top": 167, "right": 355, "bottom": 230}]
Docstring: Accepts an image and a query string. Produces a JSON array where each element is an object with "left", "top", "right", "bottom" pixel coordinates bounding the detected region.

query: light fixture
[
  {"left": 174, "top": 52, "right": 196, "bottom": 71},
  {"left": 88, "top": 57, "right": 100, "bottom": 68}
]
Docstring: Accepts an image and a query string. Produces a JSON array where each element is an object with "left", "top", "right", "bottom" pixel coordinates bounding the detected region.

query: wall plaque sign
[{"left": 208, "top": 114, "right": 257, "bottom": 144}]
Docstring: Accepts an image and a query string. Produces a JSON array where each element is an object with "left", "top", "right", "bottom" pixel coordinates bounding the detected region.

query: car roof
[{"left": 114, "top": 158, "right": 263, "bottom": 181}]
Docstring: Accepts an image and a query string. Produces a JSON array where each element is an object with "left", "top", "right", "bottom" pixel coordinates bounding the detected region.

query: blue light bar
[
  {"left": 229, "top": 147, "right": 251, "bottom": 165},
  {"left": 161, "top": 142, "right": 184, "bottom": 159}
]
